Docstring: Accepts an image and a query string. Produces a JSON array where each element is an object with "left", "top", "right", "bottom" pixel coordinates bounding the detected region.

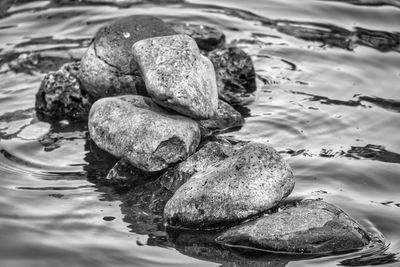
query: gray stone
[
  {"left": 164, "top": 142, "right": 295, "bottom": 229},
  {"left": 132, "top": 34, "right": 218, "bottom": 119},
  {"left": 88, "top": 95, "right": 201, "bottom": 172},
  {"left": 170, "top": 23, "right": 226, "bottom": 52},
  {"left": 35, "top": 62, "right": 91, "bottom": 121},
  {"left": 79, "top": 15, "right": 176, "bottom": 100},
  {"left": 160, "top": 141, "right": 236, "bottom": 193},
  {"left": 198, "top": 100, "right": 244, "bottom": 136},
  {"left": 216, "top": 199, "right": 371, "bottom": 254},
  {"left": 207, "top": 46, "right": 256, "bottom": 104}
]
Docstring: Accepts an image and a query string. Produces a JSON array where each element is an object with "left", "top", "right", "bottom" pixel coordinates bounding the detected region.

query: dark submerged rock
[
  {"left": 170, "top": 23, "right": 226, "bottom": 52},
  {"left": 35, "top": 62, "right": 91, "bottom": 121},
  {"left": 216, "top": 199, "right": 371, "bottom": 255},
  {"left": 79, "top": 15, "right": 176, "bottom": 100},
  {"left": 208, "top": 46, "right": 256, "bottom": 104},
  {"left": 132, "top": 34, "right": 218, "bottom": 119},
  {"left": 198, "top": 100, "right": 244, "bottom": 136},
  {"left": 88, "top": 95, "right": 201, "bottom": 172},
  {"left": 164, "top": 142, "right": 295, "bottom": 229}
]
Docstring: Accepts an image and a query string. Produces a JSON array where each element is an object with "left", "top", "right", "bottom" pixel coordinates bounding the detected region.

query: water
[{"left": 0, "top": 0, "right": 399, "bottom": 266}]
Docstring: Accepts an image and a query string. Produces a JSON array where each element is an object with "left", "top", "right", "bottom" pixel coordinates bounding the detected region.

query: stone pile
[{"left": 34, "top": 15, "right": 375, "bottom": 256}]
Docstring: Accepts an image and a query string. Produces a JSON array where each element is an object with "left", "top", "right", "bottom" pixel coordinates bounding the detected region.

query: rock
[
  {"left": 35, "top": 62, "right": 91, "bottom": 121},
  {"left": 79, "top": 15, "right": 176, "bottom": 100},
  {"left": 132, "top": 34, "right": 218, "bottom": 119},
  {"left": 104, "top": 159, "right": 163, "bottom": 192},
  {"left": 88, "top": 95, "right": 201, "bottom": 172},
  {"left": 164, "top": 142, "right": 295, "bottom": 229},
  {"left": 216, "top": 199, "right": 371, "bottom": 254},
  {"left": 198, "top": 100, "right": 244, "bottom": 136},
  {"left": 79, "top": 45, "right": 145, "bottom": 100},
  {"left": 160, "top": 141, "right": 235, "bottom": 193},
  {"left": 170, "top": 23, "right": 226, "bottom": 52},
  {"left": 207, "top": 46, "right": 256, "bottom": 104}
]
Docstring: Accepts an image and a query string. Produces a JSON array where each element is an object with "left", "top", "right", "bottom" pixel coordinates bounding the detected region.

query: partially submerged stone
[
  {"left": 198, "top": 100, "right": 244, "bottom": 136},
  {"left": 79, "top": 15, "right": 176, "bottom": 99},
  {"left": 35, "top": 62, "right": 91, "bottom": 121},
  {"left": 132, "top": 34, "right": 218, "bottom": 119},
  {"left": 216, "top": 199, "right": 371, "bottom": 254},
  {"left": 171, "top": 23, "right": 226, "bottom": 52},
  {"left": 88, "top": 95, "right": 200, "bottom": 172},
  {"left": 164, "top": 142, "right": 295, "bottom": 229},
  {"left": 208, "top": 46, "right": 256, "bottom": 104},
  {"left": 160, "top": 141, "right": 235, "bottom": 193}
]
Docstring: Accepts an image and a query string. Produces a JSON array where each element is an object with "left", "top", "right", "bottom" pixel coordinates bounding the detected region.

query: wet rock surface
[
  {"left": 216, "top": 199, "right": 371, "bottom": 254},
  {"left": 35, "top": 62, "right": 91, "bottom": 121},
  {"left": 170, "top": 23, "right": 226, "bottom": 52},
  {"left": 88, "top": 95, "right": 201, "bottom": 172},
  {"left": 208, "top": 46, "right": 256, "bottom": 104},
  {"left": 164, "top": 142, "right": 295, "bottom": 229},
  {"left": 132, "top": 34, "right": 218, "bottom": 119},
  {"left": 198, "top": 100, "right": 244, "bottom": 136},
  {"left": 160, "top": 140, "right": 236, "bottom": 193},
  {"left": 79, "top": 15, "right": 176, "bottom": 99}
]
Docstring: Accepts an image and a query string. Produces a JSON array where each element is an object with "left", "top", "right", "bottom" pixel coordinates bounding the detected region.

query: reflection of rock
[
  {"left": 35, "top": 62, "right": 91, "bottom": 121},
  {"left": 208, "top": 46, "right": 256, "bottom": 104},
  {"left": 79, "top": 15, "right": 176, "bottom": 100},
  {"left": 170, "top": 23, "right": 226, "bottom": 52},
  {"left": 217, "top": 199, "right": 371, "bottom": 254},
  {"left": 160, "top": 140, "right": 236, "bottom": 193},
  {"left": 104, "top": 159, "right": 164, "bottom": 192},
  {"left": 132, "top": 34, "right": 218, "bottom": 119},
  {"left": 198, "top": 100, "right": 244, "bottom": 136},
  {"left": 88, "top": 95, "right": 201, "bottom": 172},
  {"left": 164, "top": 142, "right": 295, "bottom": 229},
  {"left": 167, "top": 228, "right": 291, "bottom": 267}
]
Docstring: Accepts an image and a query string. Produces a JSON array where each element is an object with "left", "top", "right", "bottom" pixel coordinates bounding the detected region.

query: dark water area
[{"left": 0, "top": 0, "right": 400, "bottom": 266}]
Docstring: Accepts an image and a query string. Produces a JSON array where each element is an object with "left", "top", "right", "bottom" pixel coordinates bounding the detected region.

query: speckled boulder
[
  {"left": 198, "top": 100, "right": 244, "bottom": 136},
  {"left": 35, "top": 62, "right": 91, "bottom": 121},
  {"left": 160, "top": 141, "right": 236, "bottom": 193},
  {"left": 164, "top": 142, "right": 295, "bottom": 228},
  {"left": 79, "top": 15, "right": 176, "bottom": 100},
  {"left": 170, "top": 23, "right": 226, "bottom": 52},
  {"left": 216, "top": 199, "right": 371, "bottom": 254},
  {"left": 88, "top": 95, "right": 201, "bottom": 172},
  {"left": 207, "top": 46, "right": 256, "bottom": 104},
  {"left": 132, "top": 34, "right": 218, "bottom": 119}
]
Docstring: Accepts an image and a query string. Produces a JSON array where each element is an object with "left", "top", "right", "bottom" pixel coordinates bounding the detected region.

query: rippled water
[{"left": 1, "top": 0, "right": 400, "bottom": 266}]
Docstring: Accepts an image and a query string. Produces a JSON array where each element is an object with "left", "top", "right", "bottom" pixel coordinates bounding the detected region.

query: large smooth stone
[
  {"left": 79, "top": 15, "right": 176, "bottom": 99},
  {"left": 164, "top": 142, "right": 295, "bottom": 228},
  {"left": 208, "top": 46, "right": 256, "bottom": 104},
  {"left": 216, "top": 199, "right": 372, "bottom": 254},
  {"left": 198, "top": 100, "right": 244, "bottom": 136},
  {"left": 132, "top": 34, "right": 218, "bottom": 119},
  {"left": 170, "top": 23, "right": 226, "bottom": 52},
  {"left": 35, "top": 62, "right": 91, "bottom": 121},
  {"left": 160, "top": 141, "right": 236, "bottom": 193},
  {"left": 88, "top": 95, "right": 201, "bottom": 172}
]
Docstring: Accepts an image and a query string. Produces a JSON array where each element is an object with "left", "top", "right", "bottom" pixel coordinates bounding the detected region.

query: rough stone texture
[
  {"left": 160, "top": 141, "right": 235, "bottom": 193},
  {"left": 79, "top": 45, "right": 145, "bottom": 100},
  {"left": 104, "top": 159, "right": 163, "bottom": 192},
  {"left": 132, "top": 34, "right": 218, "bottom": 119},
  {"left": 170, "top": 23, "right": 226, "bottom": 52},
  {"left": 79, "top": 15, "right": 176, "bottom": 100},
  {"left": 35, "top": 62, "right": 91, "bottom": 121},
  {"left": 88, "top": 95, "right": 201, "bottom": 172},
  {"left": 216, "top": 199, "right": 371, "bottom": 254},
  {"left": 207, "top": 46, "right": 256, "bottom": 104},
  {"left": 198, "top": 100, "right": 244, "bottom": 136},
  {"left": 164, "top": 142, "right": 295, "bottom": 229}
]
